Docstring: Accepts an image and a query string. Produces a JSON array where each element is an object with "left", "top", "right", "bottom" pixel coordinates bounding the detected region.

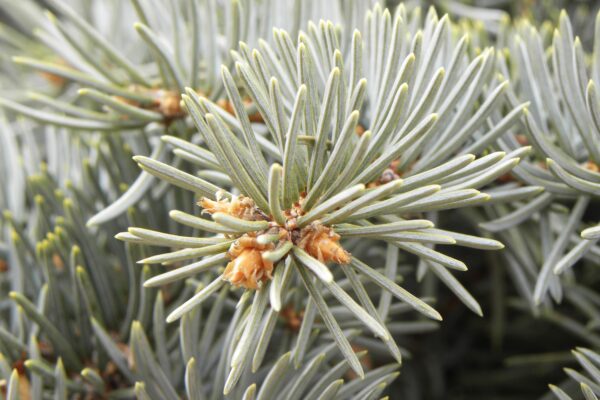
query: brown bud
[
  {"left": 158, "top": 92, "right": 183, "bottom": 118},
  {"left": 355, "top": 124, "right": 366, "bottom": 136},
  {"left": 224, "top": 248, "right": 274, "bottom": 289},
  {"left": 299, "top": 225, "right": 350, "bottom": 264},
  {"left": 199, "top": 196, "right": 256, "bottom": 219}
]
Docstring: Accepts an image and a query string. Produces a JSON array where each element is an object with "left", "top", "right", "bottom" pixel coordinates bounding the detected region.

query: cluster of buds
[{"left": 199, "top": 195, "right": 350, "bottom": 289}]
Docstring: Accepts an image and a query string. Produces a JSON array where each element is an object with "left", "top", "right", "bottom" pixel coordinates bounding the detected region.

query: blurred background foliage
[{"left": 1, "top": 0, "right": 600, "bottom": 399}]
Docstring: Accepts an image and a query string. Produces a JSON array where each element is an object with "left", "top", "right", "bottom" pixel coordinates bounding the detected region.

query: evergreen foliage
[{"left": 0, "top": 0, "right": 600, "bottom": 398}]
